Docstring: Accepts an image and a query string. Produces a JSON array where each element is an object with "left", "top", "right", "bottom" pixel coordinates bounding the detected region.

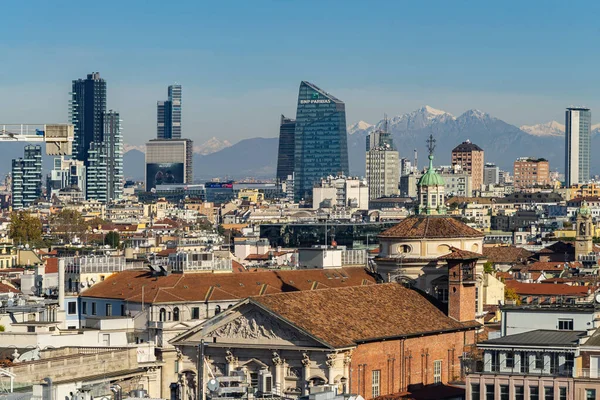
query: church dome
[
  {"left": 418, "top": 155, "right": 445, "bottom": 187},
  {"left": 579, "top": 200, "right": 591, "bottom": 216}
]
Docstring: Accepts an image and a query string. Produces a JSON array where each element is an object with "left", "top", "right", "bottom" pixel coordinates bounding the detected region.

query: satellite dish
[
  {"left": 207, "top": 378, "right": 220, "bottom": 392},
  {"left": 595, "top": 293, "right": 600, "bottom": 304}
]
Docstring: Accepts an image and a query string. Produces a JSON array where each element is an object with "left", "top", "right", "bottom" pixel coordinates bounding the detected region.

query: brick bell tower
[{"left": 441, "top": 248, "right": 479, "bottom": 322}]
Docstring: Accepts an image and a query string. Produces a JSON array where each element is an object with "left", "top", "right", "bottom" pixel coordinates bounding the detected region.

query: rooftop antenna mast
[
  {"left": 426, "top": 134, "right": 436, "bottom": 157},
  {"left": 413, "top": 149, "right": 418, "bottom": 171}
]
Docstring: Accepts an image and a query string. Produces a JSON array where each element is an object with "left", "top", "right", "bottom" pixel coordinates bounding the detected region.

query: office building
[
  {"left": 86, "top": 141, "right": 108, "bottom": 202},
  {"left": 11, "top": 145, "right": 42, "bottom": 209},
  {"left": 451, "top": 140, "right": 484, "bottom": 191},
  {"left": 293, "top": 81, "right": 349, "bottom": 201},
  {"left": 365, "top": 120, "right": 399, "bottom": 199},
  {"left": 312, "top": 175, "right": 368, "bottom": 210},
  {"left": 70, "top": 72, "right": 106, "bottom": 163},
  {"left": 276, "top": 115, "right": 296, "bottom": 183},
  {"left": 565, "top": 107, "right": 591, "bottom": 186},
  {"left": 145, "top": 139, "right": 193, "bottom": 191},
  {"left": 157, "top": 84, "right": 182, "bottom": 140},
  {"left": 47, "top": 158, "right": 86, "bottom": 200},
  {"left": 438, "top": 165, "right": 472, "bottom": 197},
  {"left": 483, "top": 163, "right": 500, "bottom": 185},
  {"left": 103, "top": 111, "right": 124, "bottom": 201},
  {"left": 513, "top": 157, "right": 550, "bottom": 190}
]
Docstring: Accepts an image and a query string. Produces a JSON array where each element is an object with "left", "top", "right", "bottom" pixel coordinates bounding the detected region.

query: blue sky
[{"left": 0, "top": 0, "right": 599, "bottom": 146}]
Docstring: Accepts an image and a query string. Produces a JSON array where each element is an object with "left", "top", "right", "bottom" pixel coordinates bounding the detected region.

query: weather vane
[{"left": 426, "top": 134, "right": 436, "bottom": 158}]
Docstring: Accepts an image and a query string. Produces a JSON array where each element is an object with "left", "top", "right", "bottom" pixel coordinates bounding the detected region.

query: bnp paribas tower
[{"left": 293, "top": 81, "right": 349, "bottom": 201}]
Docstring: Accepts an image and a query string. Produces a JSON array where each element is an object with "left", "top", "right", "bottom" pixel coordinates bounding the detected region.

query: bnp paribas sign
[{"left": 300, "top": 99, "right": 332, "bottom": 104}]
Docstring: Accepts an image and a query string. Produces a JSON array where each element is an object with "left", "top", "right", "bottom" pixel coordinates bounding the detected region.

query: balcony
[
  {"left": 574, "top": 368, "right": 600, "bottom": 379},
  {"left": 467, "top": 362, "right": 573, "bottom": 378}
]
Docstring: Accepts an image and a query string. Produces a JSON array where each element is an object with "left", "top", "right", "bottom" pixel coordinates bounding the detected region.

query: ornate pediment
[{"left": 201, "top": 307, "right": 325, "bottom": 348}]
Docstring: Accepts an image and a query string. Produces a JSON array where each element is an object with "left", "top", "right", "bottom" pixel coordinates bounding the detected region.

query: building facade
[
  {"left": 276, "top": 115, "right": 296, "bottom": 183},
  {"left": 365, "top": 122, "right": 399, "bottom": 200},
  {"left": 70, "top": 72, "right": 106, "bottom": 164},
  {"left": 11, "top": 145, "right": 42, "bottom": 209},
  {"left": 102, "top": 110, "right": 123, "bottom": 201},
  {"left": 157, "top": 84, "right": 182, "bottom": 140},
  {"left": 47, "top": 158, "right": 86, "bottom": 200},
  {"left": 293, "top": 81, "right": 349, "bottom": 202},
  {"left": 513, "top": 157, "right": 550, "bottom": 190},
  {"left": 312, "top": 175, "right": 368, "bottom": 210},
  {"left": 565, "top": 107, "right": 591, "bottom": 186},
  {"left": 145, "top": 139, "right": 193, "bottom": 191},
  {"left": 452, "top": 140, "right": 484, "bottom": 192},
  {"left": 484, "top": 163, "right": 500, "bottom": 185}
]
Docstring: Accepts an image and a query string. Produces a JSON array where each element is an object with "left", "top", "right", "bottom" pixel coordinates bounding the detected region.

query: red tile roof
[
  {"left": 505, "top": 281, "right": 594, "bottom": 297},
  {"left": 81, "top": 267, "right": 376, "bottom": 304},
  {"left": 379, "top": 216, "right": 483, "bottom": 239},
  {"left": 45, "top": 258, "right": 58, "bottom": 274},
  {"left": 438, "top": 247, "right": 483, "bottom": 260},
  {"left": 252, "top": 284, "right": 480, "bottom": 348},
  {"left": 482, "top": 246, "right": 533, "bottom": 264},
  {"left": 524, "top": 261, "right": 574, "bottom": 272},
  {"left": 0, "top": 282, "right": 20, "bottom": 294}
]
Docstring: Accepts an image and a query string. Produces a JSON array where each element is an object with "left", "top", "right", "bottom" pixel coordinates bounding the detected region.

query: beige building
[
  {"left": 365, "top": 125, "right": 399, "bottom": 200},
  {"left": 452, "top": 140, "right": 484, "bottom": 192},
  {"left": 513, "top": 157, "right": 550, "bottom": 189}
]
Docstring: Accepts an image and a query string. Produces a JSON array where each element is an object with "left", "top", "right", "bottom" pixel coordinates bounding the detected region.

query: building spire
[{"left": 426, "top": 134, "right": 436, "bottom": 170}]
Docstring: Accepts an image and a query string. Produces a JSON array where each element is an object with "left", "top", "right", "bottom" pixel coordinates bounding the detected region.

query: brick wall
[{"left": 350, "top": 330, "right": 476, "bottom": 399}]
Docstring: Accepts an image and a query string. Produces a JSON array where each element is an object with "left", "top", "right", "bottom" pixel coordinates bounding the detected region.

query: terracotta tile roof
[
  {"left": 231, "top": 260, "right": 246, "bottom": 273},
  {"left": 45, "top": 258, "right": 58, "bottom": 274},
  {"left": 505, "top": 281, "right": 594, "bottom": 297},
  {"left": 536, "top": 241, "right": 574, "bottom": 256},
  {"left": 0, "top": 282, "right": 20, "bottom": 294},
  {"left": 378, "top": 216, "right": 483, "bottom": 239},
  {"left": 81, "top": 267, "right": 376, "bottom": 304},
  {"left": 252, "top": 284, "right": 479, "bottom": 348},
  {"left": 495, "top": 272, "right": 513, "bottom": 281},
  {"left": 245, "top": 254, "right": 270, "bottom": 261},
  {"left": 524, "top": 261, "right": 572, "bottom": 272},
  {"left": 438, "top": 247, "right": 483, "bottom": 260},
  {"left": 482, "top": 246, "right": 533, "bottom": 264},
  {"left": 156, "top": 248, "right": 177, "bottom": 257}
]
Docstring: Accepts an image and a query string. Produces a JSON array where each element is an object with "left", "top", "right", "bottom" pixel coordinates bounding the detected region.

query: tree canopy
[{"left": 9, "top": 211, "right": 42, "bottom": 246}]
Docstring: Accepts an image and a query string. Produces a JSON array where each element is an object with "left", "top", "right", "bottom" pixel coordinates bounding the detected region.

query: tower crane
[{"left": 0, "top": 124, "right": 74, "bottom": 155}]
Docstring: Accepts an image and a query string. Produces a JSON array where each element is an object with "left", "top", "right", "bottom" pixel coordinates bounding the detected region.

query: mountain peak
[
  {"left": 461, "top": 109, "right": 489, "bottom": 119},
  {"left": 420, "top": 105, "right": 452, "bottom": 117},
  {"left": 348, "top": 120, "right": 373, "bottom": 134},
  {"left": 520, "top": 121, "right": 564, "bottom": 137}
]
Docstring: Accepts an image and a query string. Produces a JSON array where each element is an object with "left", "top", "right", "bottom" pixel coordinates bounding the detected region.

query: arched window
[
  {"left": 173, "top": 307, "right": 180, "bottom": 322},
  {"left": 159, "top": 308, "right": 166, "bottom": 322},
  {"left": 215, "top": 305, "right": 222, "bottom": 316}
]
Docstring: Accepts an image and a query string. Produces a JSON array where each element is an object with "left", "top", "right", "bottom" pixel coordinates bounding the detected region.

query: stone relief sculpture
[{"left": 209, "top": 310, "right": 304, "bottom": 341}]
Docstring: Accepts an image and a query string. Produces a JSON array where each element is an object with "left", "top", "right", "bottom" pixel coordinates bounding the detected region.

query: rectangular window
[
  {"left": 515, "top": 385, "right": 524, "bottom": 400},
  {"left": 485, "top": 384, "right": 494, "bottom": 400},
  {"left": 471, "top": 384, "right": 480, "bottom": 400},
  {"left": 535, "top": 353, "right": 544, "bottom": 369},
  {"left": 67, "top": 301, "right": 76, "bottom": 315},
  {"left": 520, "top": 352, "right": 527, "bottom": 373},
  {"left": 82, "top": 301, "right": 87, "bottom": 315},
  {"left": 433, "top": 360, "right": 442, "bottom": 383},
  {"left": 530, "top": 386, "right": 539, "bottom": 400},
  {"left": 92, "top": 302, "right": 97, "bottom": 315},
  {"left": 106, "top": 304, "right": 112, "bottom": 316},
  {"left": 505, "top": 352, "right": 514, "bottom": 368},
  {"left": 121, "top": 304, "right": 126, "bottom": 316},
  {"left": 27, "top": 326, "right": 35, "bottom": 333},
  {"left": 192, "top": 307, "right": 200, "bottom": 320},
  {"left": 558, "top": 319, "right": 574, "bottom": 330},
  {"left": 372, "top": 370, "right": 380, "bottom": 398},
  {"left": 500, "top": 384, "right": 509, "bottom": 400},
  {"left": 586, "top": 389, "right": 596, "bottom": 400},
  {"left": 559, "top": 387, "right": 567, "bottom": 400},
  {"left": 544, "top": 387, "right": 553, "bottom": 400}
]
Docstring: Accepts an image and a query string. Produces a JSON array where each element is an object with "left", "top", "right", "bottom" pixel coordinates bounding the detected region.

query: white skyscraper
[
  {"left": 365, "top": 119, "right": 399, "bottom": 200},
  {"left": 565, "top": 107, "right": 591, "bottom": 187}
]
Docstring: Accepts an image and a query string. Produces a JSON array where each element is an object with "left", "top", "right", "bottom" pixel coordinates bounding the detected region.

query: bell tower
[
  {"left": 576, "top": 200, "right": 593, "bottom": 261},
  {"left": 443, "top": 249, "right": 479, "bottom": 322}
]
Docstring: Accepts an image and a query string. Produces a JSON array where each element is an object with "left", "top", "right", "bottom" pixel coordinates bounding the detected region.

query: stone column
[
  {"left": 342, "top": 351, "right": 353, "bottom": 394},
  {"left": 326, "top": 353, "right": 337, "bottom": 386},
  {"left": 272, "top": 351, "right": 284, "bottom": 395},
  {"left": 302, "top": 352, "right": 311, "bottom": 396},
  {"left": 225, "top": 350, "right": 238, "bottom": 375}
]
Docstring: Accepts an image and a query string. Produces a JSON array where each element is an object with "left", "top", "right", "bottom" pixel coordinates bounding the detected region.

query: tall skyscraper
[
  {"left": 451, "top": 140, "right": 484, "bottom": 193},
  {"left": 12, "top": 145, "right": 42, "bottom": 209},
  {"left": 366, "top": 119, "right": 399, "bottom": 199},
  {"left": 70, "top": 72, "right": 107, "bottom": 163},
  {"left": 293, "top": 81, "right": 349, "bottom": 201},
  {"left": 157, "top": 84, "right": 182, "bottom": 139},
  {"left": 103, "top": 111, "right": 124, "bottom": 201},
  {"left": 276, "top": 115, "right": 296, "bottom": 183},
  {"left": 565, "top": 107, "right": 591, "bottom": 187},
  {"left": 145, "top": 139, "right": 193, "bottom": 190}
]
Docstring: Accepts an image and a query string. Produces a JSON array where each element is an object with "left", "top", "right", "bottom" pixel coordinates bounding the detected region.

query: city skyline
[{"left": 2, "top": 1, "right": 600, "bottom": 147}]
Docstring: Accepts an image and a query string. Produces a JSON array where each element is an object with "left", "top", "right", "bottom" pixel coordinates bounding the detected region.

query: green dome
[
  {"left": 418, "top": 155, "right": 445, "bottom": 186},
  {"left": 579, "top": 200, "right": 591, "bottom": 216}
]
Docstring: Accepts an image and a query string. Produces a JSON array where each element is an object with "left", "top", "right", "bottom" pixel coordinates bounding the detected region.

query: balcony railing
[
  {"left": 574, "top": 368, "right": 600, "bottom": 379},
  {"left": 467, "top": 362, "right": 573, "bottom": 378}
]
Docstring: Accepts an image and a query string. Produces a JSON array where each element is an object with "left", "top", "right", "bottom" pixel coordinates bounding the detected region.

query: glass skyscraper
[
  {"left": 12, "top": 145, "right": 42, "bottom": 209},
  {"left": 293, "top": 81, "right": 349, "bottom": 201},
  {"left": 70, "top": 72, "right": 106, "bottom": 163},
  {"left": 157, "top": 84, "right": 182, "bottom": 139},
  {"left": 565, "top": 107, "right": 591, "bottom": 186},
  {"left": 276, "top": 115, "right": 296, "bottom": 183}
]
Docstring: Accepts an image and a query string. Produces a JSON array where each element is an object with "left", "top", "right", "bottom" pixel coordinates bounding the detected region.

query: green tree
[
  {"left": 0, "top": 325, "right": 4, "bottom": 332},
  {"left": 483, "top": 261, "right": 494, "bottom": 274},
  {"left": 9, "top": 211, "right": 42, "bottom": 246},
  {"left": 505, "top": 287, "right": 521, "bottom": 305},
  {"left": 104, "top": 231, "right": 120, "bottom": 248},
  {"left": 50, "top": 209, "right": 87, "bottom": 243}
]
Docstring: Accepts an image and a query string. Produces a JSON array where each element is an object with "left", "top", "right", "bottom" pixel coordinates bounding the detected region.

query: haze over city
[{"left": 1, "top": 0, "right": 600, "bottom": 147}]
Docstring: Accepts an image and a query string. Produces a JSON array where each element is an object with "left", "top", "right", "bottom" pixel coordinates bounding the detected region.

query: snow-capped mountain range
[{"left": 519, "top": 121, "right": 600, "bottom": 137}]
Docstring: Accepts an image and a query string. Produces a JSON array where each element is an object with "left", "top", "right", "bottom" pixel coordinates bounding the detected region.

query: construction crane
[{"left": 0, "top": 124, "right": 74, "bottom": 156}]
